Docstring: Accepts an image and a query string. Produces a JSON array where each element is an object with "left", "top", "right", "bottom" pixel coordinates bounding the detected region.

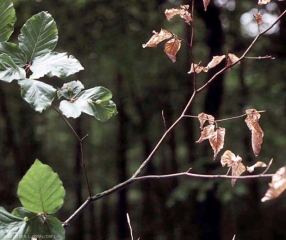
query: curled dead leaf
[
  {"left": 165, "top": 5, "right": 192, "bottom": 24},
  {"left": 228, "top": 53, "right": 240, "bottom": 64},
  {"left": 196, "top": 124, "right": 215, "bottom": 143},
  {"left": 142, "top": 29, "right": 173, "bottom": 48},
  {"left": 209, "top": 127, "right": 225, "bottom": 160},
  {"left": 206, "top": 55, "right": 226, "bottom": 70},
  {"left": 245, "top": 109, "right": 264, "bottom": 156},
  {"left": 188, "top": 63, "right": 207, "bottom": 74},
  {"left": 164, "top": 37, "right": 181, "bottom": 62},
  {"left": 221, "top": 150, "right": 245, "bottom": 186},
  {"left": 261, "top": 166, "right": 286, "bottom": 202},
  {"left": 247, "top": 161, "right": 267, "bottom": 173},
  {"left": 197, "top": 113, "right": 215, "bottom": 129}
]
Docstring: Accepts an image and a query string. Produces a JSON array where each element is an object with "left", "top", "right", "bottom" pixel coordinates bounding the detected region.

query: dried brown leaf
[
  {"left": 247, "top": 161, "right": 267, "bottom": 173},
  {"left": 209, "top": 127, "right": 225, "bottom": 160},
  {"left": 261, "top": 166, "right": 286, "bottom": 202},
  {"left": 197, "top": 113, "right": 215, "bottom": 129},
  {"left": 196, "top": 124, "right": 215, "bottom": 143},
  {"left": 231, "top": 161, "right": 246, "bottom": 186},
  {"left": 228, "top": 53, "right": 240, "bottom": 64},
  {"left": 142, "top": 29, "right": 173, "bottom": 48},
  {"left": 165, "top": 5, "right": 192, "bottom": 25},
  {"left": 221, "top": 150, "right": 245, "bottom": 186},
  {"left": 187, "top": 63, "right": 208, "bottom": 74},
  {"left": 164, "top": 37, "right": 181, "bottom": 62},
  {"left": 254, "top": 13, "right": 263, "bottom": 25},
  {"left": 206, "top": 55, "right": 226, "bottom": 70},
  {"left": 203, "top": 0, "right": 211, "bottom": 11},
  {"left": 245, "top": 109, "right": 264, "bottom": 156},
  {"left": 258, "top": 0, "right": 271, "bottom": 4},
  {"left": 221, "top": 150, "right": 242, "bottom": 167}
]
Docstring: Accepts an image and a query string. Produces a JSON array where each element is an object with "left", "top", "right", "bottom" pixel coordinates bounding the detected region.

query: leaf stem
[{"left": 52, "top": 106, "right": 92, "bottom": 197}]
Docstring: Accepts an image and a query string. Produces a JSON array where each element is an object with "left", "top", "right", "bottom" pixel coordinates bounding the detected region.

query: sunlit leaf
[
  {"left": 261, "top": 166, "right": 286, "bottom": 202},
  {"left": 0, "top": 0, "right": 16, "bottom": 42},
  {"left": 245, "top": 109, "right": 264, "bottom": 156},
  {"left": 164, "top": 5, "right": 192, "bottom": 24},
  {"left": 142, "top": 29, "right": 172, "bottom": 48},
  {"left": 203, "top": 0, "right": 211, "bottom": 11},
  {"left": 19, "top": 79, "right": 56, "bottom": 112},
  {"left": 247, "top": 161, "right": 267, "bottom": 173},
  {"left": 196, "top": 124, "right": 215, "bottom": 143},
  {"left": 209, "top": 127, "right": 225, "bottom": 160},
  {"left": 17, "top": 159, "right": 65, "bottom": 214},
  {"left": 197, "top": 112, "right": 215, "bottom": 129},
  {"left": 18, "top": 11, "right": 58, "bottom": 62},
  {"left": 164, "top": 37, "right": 181, "bottom": 62},
  {"left": 0, "top": 53, "right": 26, "bottom": 82},
  {"left": 254, "top": 13, "right": 263, "bottom": 25},
  {"left": 30, "top": 52, "right": 84, "bottom": 79}
]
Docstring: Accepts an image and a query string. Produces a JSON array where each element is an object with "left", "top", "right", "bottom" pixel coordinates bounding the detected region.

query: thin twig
[
  {"left": 245, "top": 55, "right": 274, "bottom": 60},
  {"left": 127, "top": 213, "right": 134, "bottom": 240},
  {"left": 161, "top": 110, "right": 167, "bottom": 131},
  {"left": 52, "top": 106, "right": 92, "bottom": 197},
  {"left": 262, "top": 158, "right": 273, "bottom": 175}
]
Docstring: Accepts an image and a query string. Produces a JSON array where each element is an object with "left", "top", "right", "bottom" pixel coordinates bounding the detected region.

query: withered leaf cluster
[
  {"left": 142, "top": 5, "right": 192, "bottom": 62},
  {"left": 196, "top": 113, "right": 225, "bottom": 160},
  {"left": 188, "top": 53, "right": 240, "bottom": 74},
  {"left": 221, "top": 150, "right": 267, "bottom": 186}
]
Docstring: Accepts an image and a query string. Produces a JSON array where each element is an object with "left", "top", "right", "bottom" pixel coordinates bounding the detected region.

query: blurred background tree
[{"left": 0, "top": 0, "right": 286, "bottom": 239}]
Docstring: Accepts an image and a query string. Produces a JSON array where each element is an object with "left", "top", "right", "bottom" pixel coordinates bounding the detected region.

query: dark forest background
[{"left": 1, "top": 0, "right": 286, "bottom": 239}]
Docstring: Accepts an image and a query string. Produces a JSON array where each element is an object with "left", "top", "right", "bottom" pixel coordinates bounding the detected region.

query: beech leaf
[
  {"left": 197, "top": 112, "right": 215, "bottom": 129},
  {"left": 209, "top": 127, "right": 225, "bottom": 160},
  {"left": 206, "top": 55, "right": 225, "bottom": 70},
  {"left": 254, "top": 13, "right": 263, "bottom": 25},
  {"left": 196, "top": 124, "right": 215, "bottom": 143},
  {"left": 187, "top": 63, "right": 207, "bottom": 74},
  {"left": 164, "top": 37, "right": 181, "bottom": 62},
  {"left": 261, "top": 166, "right": 286, "bottom": 202},
  {"left": 164, "top": 5, "right": 192, "bottom": 24},
  {"left": 258, "top": 0, "right": 271, "bottom": 4},
  {"left": 203, "top": 0, "right": 211, "bottom": 11},
  {"left": 245, "top": 109, "right": 264, "bottom": 156},
  {"left": 142, "top": 29, "right": 173, "bottom": 48},
  {"left": 247, "top": 161, "right": 267, "bottom": 173},
  {"left": 228, "top": 53, "right": 240, "bottom": 64},
  {"left": 221, "top": 150, "right": 245, "bottom": 186}
]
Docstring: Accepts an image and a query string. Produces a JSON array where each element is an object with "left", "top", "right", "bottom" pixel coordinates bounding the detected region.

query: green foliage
[
  {"left": 0, "top": 160, "right": 65, "bottom": 240},
  {"left": 0, "top": 0, "right": 16, "bottom": 42},
  {"left": 58, "top": 81, "right": 118, "bottom": 121},
  {"left": 17, "top": 159, "right": 65, "bottom": 214}
]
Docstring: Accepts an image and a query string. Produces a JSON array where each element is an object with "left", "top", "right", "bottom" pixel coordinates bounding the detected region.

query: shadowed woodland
[{"left": 1, "top": 0, "right": 286, "bottom": 239}]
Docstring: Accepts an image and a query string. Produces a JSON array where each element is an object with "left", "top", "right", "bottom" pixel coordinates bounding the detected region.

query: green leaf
[
  {"left": 0, "top": 42, "right": 27, "bottom": 66},
  {"left": 0, "top": 0, "right": 16, "bottom": 42},
  {"left": 0, "top": 207, "right": 65, "bottom": 240},
  {"left": 59, "top": 86, "right": 118, "bottom": 121},
  {"left": 19, "top": 79, "right": 56, "bottom": 112},
  {"left": 0, "top": 53, "right": 26, "bottom": 82},
  {"left": 57, "top": 80, "right": 84, "bottom": 99},
  {"left": 30, "top": 52, "right": 84, "bottom": 79},
  {"left": 18, "top": 11, "right": 58, "bottom": 62},
  {"left": 17, "top": 160, "right": 65, "bottom": 214}
]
